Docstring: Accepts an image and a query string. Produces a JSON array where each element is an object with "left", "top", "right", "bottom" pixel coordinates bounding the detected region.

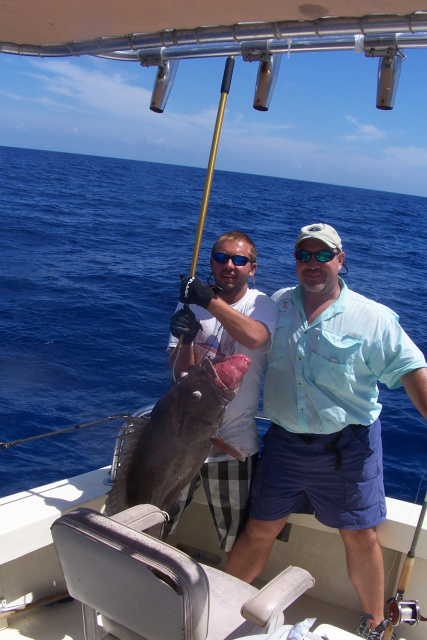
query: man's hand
[
  {"left": 170, "top": 307, "right": 202, "bottom": 344},
  {"left": 179, "top": 275, "right": 215, "bottom": 309}
]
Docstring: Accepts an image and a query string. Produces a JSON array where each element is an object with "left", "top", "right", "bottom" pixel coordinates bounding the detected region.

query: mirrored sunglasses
[
  {"left": 295, "top": 250, "right": 339, "bottom": 263},
  {"left": 213, "top": 252, "right": 251, "bottom": 266}
]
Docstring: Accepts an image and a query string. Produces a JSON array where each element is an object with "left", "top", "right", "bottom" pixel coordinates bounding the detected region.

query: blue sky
[{"left": 1, "top": 47, "right": 427, "bottom": 197}]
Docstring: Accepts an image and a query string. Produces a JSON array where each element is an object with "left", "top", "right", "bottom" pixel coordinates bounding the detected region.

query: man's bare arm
[
  {"left": 207, "top": 296, "right": 270, "bottom": 350},
  {"left": 400, "top": 367, "right": 427, "bottom": 420}
]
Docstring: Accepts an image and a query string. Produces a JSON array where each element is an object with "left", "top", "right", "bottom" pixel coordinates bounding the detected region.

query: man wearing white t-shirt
[{"left": 166, "top": 230, "right": 278, "bottom": 552}]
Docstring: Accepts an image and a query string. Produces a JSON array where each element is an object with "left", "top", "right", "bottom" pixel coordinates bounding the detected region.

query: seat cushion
[{"left": 202, "top": 565, "right": 280, "bottom": 640}]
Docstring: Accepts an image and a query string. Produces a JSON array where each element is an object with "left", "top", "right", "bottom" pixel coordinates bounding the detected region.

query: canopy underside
[{"left": 1, "top": 1, "right": 427, "bottom": 58}]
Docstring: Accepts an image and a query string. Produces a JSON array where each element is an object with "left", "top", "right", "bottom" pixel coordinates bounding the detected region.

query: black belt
[
  {"left": 271, "top": 422, "right": 365, "bottom": 471},
  {"left": 324, "top": 431, "right": 345, "bottom": 471}
]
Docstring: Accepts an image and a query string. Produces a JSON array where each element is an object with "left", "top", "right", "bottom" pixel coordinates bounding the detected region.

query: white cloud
[
  {"left": 25, "top": 60, "right": 241, "bottom": 152},
  {"left": 2, "top": 55, "right": 427, "bottom": 196},
  {"left": 225, "top": 115, "right": 296, "bottom": 135},
  {"left": 342, "top": 115, "right": 386, "bottom": 141},
  {"left": 31, "top": 60, "right": 154, "bottom": 121},
  {"left": 383, "top": 145, "right": 427, "bottom": 167},
  {"left": 0, "top": 89, "right": 25, "bottom": 101}
]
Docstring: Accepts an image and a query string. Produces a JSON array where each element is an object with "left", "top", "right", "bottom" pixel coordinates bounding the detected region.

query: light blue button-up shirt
[{"left": 264, "top": 279, "right": 426, "bottom": 434}]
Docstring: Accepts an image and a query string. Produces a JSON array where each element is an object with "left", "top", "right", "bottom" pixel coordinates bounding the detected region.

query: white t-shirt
[{"left": 168, "top": 288, "right": 278, "bottom": 461}]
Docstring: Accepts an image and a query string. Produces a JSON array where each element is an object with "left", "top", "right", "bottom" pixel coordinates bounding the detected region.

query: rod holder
[
  {"left": 364, "top": 37, "right": 403, "bottom": 110},
  {"left": 150, "top": 60, "right": 179, "bottom": 113},
  {"left": 376, "top": 52, "right": 402, "bottom": 110},
  {"left": 253, "top": 54, "right": 282, "bottom": 111}
]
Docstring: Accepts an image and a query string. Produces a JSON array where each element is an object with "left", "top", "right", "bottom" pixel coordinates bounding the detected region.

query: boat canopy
[{"left": 1, "top": 1, "right": 427, "bottom": 59}]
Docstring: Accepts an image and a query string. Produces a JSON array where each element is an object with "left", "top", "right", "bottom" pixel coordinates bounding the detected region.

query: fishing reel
[{"left": 386, "top": 597, "right": 427, "bottom": 627}]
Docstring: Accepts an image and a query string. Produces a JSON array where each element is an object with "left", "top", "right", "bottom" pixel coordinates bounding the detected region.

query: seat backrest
[{"left": 51, "top": 507, "right": 210, "bottom": 640}]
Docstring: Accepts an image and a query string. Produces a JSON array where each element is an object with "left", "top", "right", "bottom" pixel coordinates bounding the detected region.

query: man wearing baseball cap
[{"left": 226, "top": 223, "right": 427, "bottom": 640}]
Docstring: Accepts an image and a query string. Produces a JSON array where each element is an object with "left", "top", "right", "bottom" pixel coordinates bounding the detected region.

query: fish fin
[
  {"left": 104, "top": 417, "right": 150, "bottom": 516},
  {"left": 211, "top": 433, "right": 245, "bottom": 461}
]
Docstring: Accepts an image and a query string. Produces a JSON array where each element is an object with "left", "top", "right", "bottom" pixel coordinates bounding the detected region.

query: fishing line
[
  {"left": 413, "top": 461, "right": 427, "bottom": 505},
  {"left": 201, "top": 325, "right": 224, "bottom": 362},
  {"left": 0, "top": 414, "right": 131, "bottom": 450}
]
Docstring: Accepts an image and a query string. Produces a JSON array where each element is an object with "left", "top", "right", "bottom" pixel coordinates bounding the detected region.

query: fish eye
[{"left": 190, "top": 390, "right": 202, "bottom": 402}]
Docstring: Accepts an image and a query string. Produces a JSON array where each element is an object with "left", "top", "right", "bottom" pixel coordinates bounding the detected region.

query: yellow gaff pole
[
  {"left": 189, "top": 55, "right": 235, "bottom": 276},
  {"left": 382, "top": 490, "right": 427, "bottom": 640},
  {"left": 176, "top": 56, "right": 235, "bottom": 354}
]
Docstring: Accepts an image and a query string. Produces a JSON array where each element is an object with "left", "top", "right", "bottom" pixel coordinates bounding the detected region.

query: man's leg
[
  {"left": 340, "top": 527, "right": 385, "bottom": 629},
  {"left": 225, "top": 516, "right": 289, "bottom": 583},
  {"left": 225, "top": 425, "right": 307, "bottom": 582},
  {"left": 202, "top": 456, "right": 257, "bottom": 553}
]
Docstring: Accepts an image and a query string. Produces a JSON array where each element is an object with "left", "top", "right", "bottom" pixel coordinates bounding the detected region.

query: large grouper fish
[{"left": 104, "top": 354, "right": 251, "bottom": 520}]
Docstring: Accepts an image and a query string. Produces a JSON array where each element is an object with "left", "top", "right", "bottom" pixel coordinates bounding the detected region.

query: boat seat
[{"left": 51, "top": 504, "right": 318, "bottom": 640}]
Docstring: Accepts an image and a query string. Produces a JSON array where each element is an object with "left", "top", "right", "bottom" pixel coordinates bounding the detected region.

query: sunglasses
[
  {"left": 213, "top": 252, "right": 251, "bottom": 266},
  {"left": 295, "top": 250, "right": 340, "bottom": 263}
]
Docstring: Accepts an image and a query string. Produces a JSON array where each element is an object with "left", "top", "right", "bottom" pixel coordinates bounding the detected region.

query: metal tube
[
  {"left": 94, "top": 32, "right": 427, "bottom": 63},
  {"left": 2, "top": 14, "right": 427, "bottom": 58},
  {"left": 150, "top": 60, "right": 179, "bottom": 112},
  {"left": 376, "top": 53, "right": 402, "bottom": 110},
  {"left": 253, "top": 54, "right": 282, "bottom": 111}
]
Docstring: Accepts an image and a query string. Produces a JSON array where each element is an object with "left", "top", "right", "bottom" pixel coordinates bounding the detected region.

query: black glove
[
  {"left": 170, "top": 307, "right": 202, "bottom": 344},
  {"left": 179, "top": 275, "right": 215, "bottom": 309}
]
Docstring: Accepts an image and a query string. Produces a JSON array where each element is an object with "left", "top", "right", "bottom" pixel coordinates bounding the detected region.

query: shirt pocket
[{"left": 309, "top": 330, "right": 362, "bottom": 393}]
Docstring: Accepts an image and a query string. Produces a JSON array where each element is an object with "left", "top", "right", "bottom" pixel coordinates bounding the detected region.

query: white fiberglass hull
[{"left": 0, "top": 468, "right": 425, "bottom": 639}]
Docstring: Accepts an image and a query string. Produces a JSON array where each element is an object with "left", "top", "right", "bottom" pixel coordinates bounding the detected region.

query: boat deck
[{"left": 3, "top": 582, "right": 362, "bottom": 640}]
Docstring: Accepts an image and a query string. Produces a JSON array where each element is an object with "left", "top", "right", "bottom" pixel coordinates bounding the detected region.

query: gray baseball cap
[{"left": 294, "top": 223, "right": 342, "bottom": 251}]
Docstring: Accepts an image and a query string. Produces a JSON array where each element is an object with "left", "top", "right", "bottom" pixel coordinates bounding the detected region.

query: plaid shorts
[{"left": 163, "top": 455, "right": 257, "bottom": 552}]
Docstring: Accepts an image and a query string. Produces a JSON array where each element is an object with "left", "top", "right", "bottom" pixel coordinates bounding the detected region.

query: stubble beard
[{"left": 301, "top": 280, "right": 327, "bottom": 294}]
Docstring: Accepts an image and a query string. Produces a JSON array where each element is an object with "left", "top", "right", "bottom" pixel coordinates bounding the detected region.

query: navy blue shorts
[{"left": 250, "top": 420, "right": 386, "bottom": 529}]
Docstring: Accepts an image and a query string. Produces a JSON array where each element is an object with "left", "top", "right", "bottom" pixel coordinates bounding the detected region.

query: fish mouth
[
  {"left": 207, "top": 354, "right": 251, "bottom": 393},
  {"left": 202, "top": 361, "right": 236, "bottom": 401}
]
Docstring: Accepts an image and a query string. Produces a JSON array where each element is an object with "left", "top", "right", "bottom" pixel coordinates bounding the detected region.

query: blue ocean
[{"left": 0, "top": 145, "right": 426, "bottom": 504}]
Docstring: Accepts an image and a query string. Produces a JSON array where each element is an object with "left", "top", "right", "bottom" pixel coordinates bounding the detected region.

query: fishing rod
[
  {"left": 173, "top": 56, "right": 235, "bottom": 367},
  {"left": 383, "top": 490, "right": 427, "bottom": 640},
  {"left": 0, "top": 414, "right": 131, "bottom": 450}
]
